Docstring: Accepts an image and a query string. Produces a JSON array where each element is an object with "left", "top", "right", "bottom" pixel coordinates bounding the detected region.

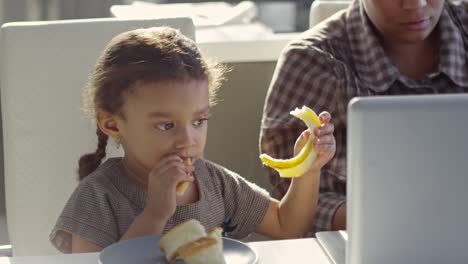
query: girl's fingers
[
  {"left": 314, "top": 135, "right": 335, "bottom": 145},
  {"left": 153, "top": 155, "right": 194, "bottom": 174},
  {"left": 160, "top": 154, "right": 183, "bottom": 163},
  {"left": 185, "top": 165, "right": 195, "bottom": 175},
  {"left": 184, "top": 174, "right": 195, "bottom": 182},
  {"left": 315, "top": 144, "right": 336, "bottom": 153},
  {"left": 319, "top": 111, "right": 331, "bottom": 124},
  {"left": 295, "top": 129, "right": 310, "bottom": 147},
  {"left": 296, "top": 129, "right": 311, "bottom": 143},
  {"left": 152, "top": 157, "right": 195, "bottom": 185},
  {"left": 154, "top": 159, "right": 185, "bottom": 174},
  {"left": 153, "top": 155, "right": 182, "bottom": 170},
  {"left": 315, "top": 123, "right": 334, "bottom": 137}
]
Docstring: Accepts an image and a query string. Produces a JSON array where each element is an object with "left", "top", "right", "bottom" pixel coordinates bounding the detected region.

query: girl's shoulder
[{"left": 76, "top": 158, "right": 125, "bottom": 196}]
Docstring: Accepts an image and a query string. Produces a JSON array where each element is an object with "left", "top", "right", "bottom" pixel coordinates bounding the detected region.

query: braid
[{"left": 77, "top": 128, "right": 108, "bottom": 180}]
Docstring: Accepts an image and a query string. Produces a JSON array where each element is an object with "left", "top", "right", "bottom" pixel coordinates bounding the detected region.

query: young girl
[{"left": 49, "top": 27, "right": 336, "bottom": 253}]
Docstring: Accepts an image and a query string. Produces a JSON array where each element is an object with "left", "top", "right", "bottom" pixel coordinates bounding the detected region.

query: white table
[{"left": 0, "top": 238, "right": 331, "bottom": 264}]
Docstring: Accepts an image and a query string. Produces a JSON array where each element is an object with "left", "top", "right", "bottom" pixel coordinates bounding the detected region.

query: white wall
[
  {"left": 0, "top": 0, "right": 4, "bottom": 24},
  {"left": 58, "top": 0, "right": 121, "bottom": 19},
  {"left": 1, "top": 0, "right": 122, "bottom": 23},
  {"left": 2, "top": 0, "right": 26, "bottom": 23}
]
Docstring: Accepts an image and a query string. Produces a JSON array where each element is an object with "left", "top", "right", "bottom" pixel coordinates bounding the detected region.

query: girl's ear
[{"left": 96, "top": 110, "right": 121, "bottom": 139}]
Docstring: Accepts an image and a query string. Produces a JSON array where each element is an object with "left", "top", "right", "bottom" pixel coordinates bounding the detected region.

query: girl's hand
[
  {"left": 144, "top": 155, "right": 194, "bottom": 222},
  {"left": 294, "top": 111, "right": 336, "bottom": 173}
]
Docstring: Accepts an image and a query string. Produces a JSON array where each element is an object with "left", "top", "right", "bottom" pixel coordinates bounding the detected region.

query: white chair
[
  {"left": 309, "top": 0, "right": 351, "bottom": 28},
  {"left": 0, "top": 17, "right": 195, "bottom": 256}
]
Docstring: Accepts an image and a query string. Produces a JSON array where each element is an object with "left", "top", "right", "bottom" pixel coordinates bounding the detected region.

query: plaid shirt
[{"left": 260, "top": 0, "right": 468, "bottom": 233}]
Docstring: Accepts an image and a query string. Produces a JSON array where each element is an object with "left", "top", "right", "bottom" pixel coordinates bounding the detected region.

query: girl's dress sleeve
[{"left": 49, "top": 179, "right": 119, "bottom": 253}]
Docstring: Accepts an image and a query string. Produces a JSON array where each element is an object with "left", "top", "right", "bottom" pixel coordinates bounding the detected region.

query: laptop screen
[{"left": 346, "top": 94, "right": 468, "bottom": 264}]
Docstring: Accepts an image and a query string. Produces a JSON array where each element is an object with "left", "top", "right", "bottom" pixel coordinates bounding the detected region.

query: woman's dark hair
[{"left": 78, "top": 27, "right": 224, "bottom": 180}]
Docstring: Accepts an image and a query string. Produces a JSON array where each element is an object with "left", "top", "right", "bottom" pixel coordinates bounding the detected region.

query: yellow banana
[{"left": 259, "top": 106, "right": 321, "bottom": 177}]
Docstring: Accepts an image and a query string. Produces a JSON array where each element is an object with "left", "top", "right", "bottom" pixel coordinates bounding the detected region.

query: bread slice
[
  {"left": 176, "top": 181, "right": 190, "bottom": 196},
  {"left": 207, "top": 227, "right": 223, "bottom": 254},
  {"left": 176, "top": 237, "right": 226, "bottom": 264},
  {"left": 176, "top": 157, "right": 192, "bottom": 196},
  {"left": 158, "top": 219, "right": 206, "bottom": 261},
  {"left": 207, "top": 227, "right": 223, "bottom": 244}
]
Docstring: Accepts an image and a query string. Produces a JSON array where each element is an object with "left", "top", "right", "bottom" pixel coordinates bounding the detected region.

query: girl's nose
[
  {"left": 175, "top": 126, "right": 196, "bottom": 149},
  {"left": 402, "top": 0, "right": 427, "bottom": 10}
]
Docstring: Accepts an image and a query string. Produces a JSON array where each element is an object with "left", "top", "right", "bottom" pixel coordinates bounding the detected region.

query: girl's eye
[
  {"left": 155, "top": 122, "right": 174, "bottom": 131},
  {"left": 193, "top": 118, "right": 209, "bottom": 127}
]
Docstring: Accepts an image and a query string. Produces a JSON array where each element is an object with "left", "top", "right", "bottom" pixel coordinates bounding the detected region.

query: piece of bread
[
  {"left": 176, "top": 157, "right": 192, "bottom": 196},
  {"left": 158, "top": 219, "right": 206, "bottom": 262},
  {"left": 176, "top": 237, "right": 226, "bottom": 264},
  {"left": 206, "top": 227, "right": 223, "bottom": 254},
  {"left": 207, "top": 227, "right": 223, "bottom": 244},
  {"left": 176, "top": 181, "right": 190, "bottom": 196}
]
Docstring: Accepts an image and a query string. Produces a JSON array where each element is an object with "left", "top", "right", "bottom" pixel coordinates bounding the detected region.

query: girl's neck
[
  {"left": 382, "top": 32, "right": 439, "bottom": 80},
  {"left": 121, "top": 157, "right": 149, "bottom": 190}
]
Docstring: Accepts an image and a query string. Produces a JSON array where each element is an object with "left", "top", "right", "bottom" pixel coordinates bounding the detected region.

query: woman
[{"left": 260, "top": 0, "right": 468, "bottom": 234}]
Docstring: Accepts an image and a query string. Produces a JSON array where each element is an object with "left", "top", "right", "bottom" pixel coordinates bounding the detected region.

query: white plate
[{"left": 98, "top": 235, "right": 258, "bottom": 264}]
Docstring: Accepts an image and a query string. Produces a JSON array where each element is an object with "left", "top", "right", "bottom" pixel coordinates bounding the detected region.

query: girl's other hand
[
  {"left": 294, "top": 111, "right": 336, "bottom": 174},
  {"left": 144, "top": 155, "right": 194, "bottom": 222},
  {"left": 312, "top": 111, "right": 336, "bottom": 171}
]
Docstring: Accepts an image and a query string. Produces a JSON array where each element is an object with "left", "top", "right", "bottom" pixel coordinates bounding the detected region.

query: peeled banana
[{"left": 260, "top": 106, "right": 321, "bottom": 178}]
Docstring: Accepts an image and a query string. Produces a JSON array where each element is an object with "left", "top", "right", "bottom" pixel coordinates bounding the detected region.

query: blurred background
[{"left": 0, "top": 0, "right": 313, "bottom": 32}]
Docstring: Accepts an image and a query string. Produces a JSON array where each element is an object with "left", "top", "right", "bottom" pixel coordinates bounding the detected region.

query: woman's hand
[
  {"left": 144, "top": 155, "right": 194, "bottom": 222},
  {"left": 294, "top": 111, "right": 336, "bottom": 173}
]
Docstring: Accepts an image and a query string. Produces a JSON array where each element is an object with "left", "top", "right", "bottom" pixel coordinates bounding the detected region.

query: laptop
[{"left": 317, "top": 94, "right": 468, "bottom": 264}]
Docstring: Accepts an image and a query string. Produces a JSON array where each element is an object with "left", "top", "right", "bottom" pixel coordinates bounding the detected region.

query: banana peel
[{"left": 260, "top": 106, "right": 321, "bottom": 178}]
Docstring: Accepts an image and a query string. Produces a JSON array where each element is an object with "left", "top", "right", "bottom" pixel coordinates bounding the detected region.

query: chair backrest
[
  {"left": 0, "top": 17, "right": 194, "bottom": 256},
  {"left": 309, "top": 0, "right": 351, "bottom": 28}
]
